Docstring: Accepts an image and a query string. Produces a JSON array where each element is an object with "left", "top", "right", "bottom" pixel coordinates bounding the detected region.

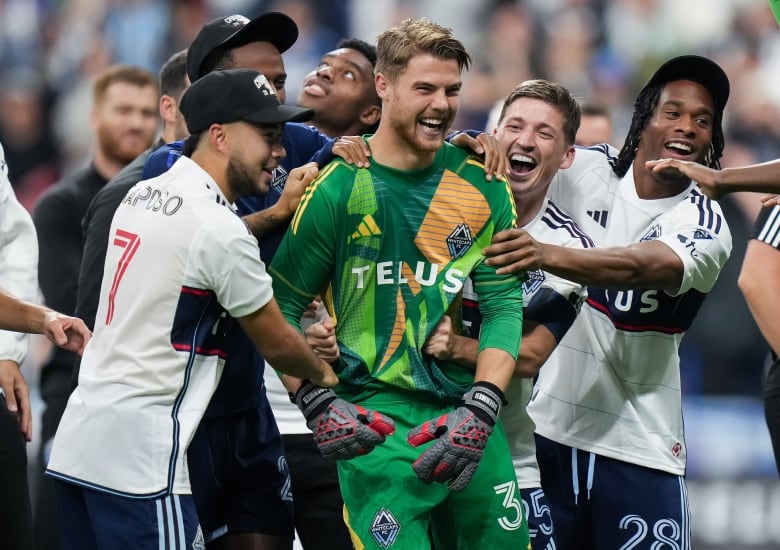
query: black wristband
[
  {"left": 294, "top": 380, "right": 338, "bottom": 422},
  {"left": 462, "top": 381, "right": 505, "bottom": 426}
]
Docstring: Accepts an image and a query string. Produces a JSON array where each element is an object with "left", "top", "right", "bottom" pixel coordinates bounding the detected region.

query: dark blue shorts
[
  {"left": 519, "top": 486, "right": 556, "bottom": 550},
  {"left": 54, "top": 480, "right": 202, "bottom": 550},
  {"left": 187, "top": 398, "right": 294, "bottom": 542},
  {"left": 536, "top": 434, "right": 691, "bottom": 550}
]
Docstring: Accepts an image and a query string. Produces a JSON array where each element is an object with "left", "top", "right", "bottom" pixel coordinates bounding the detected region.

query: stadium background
[{"left": 2, "top": 0, "right": 779, "bottom": 547}]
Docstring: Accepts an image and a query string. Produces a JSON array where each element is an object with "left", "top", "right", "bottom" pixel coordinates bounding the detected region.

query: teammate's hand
[
  {"left": 450, "top": 132, "right": 508, "bottom": 181},
  {"left": 0, "top": 360, "right": 32, "bottom": 441},
  {"left": 407, "top": 382, "right": 503, "bottom": 491},
  {"left": 483, "top": 227, "right": 541, "bottom": 275},
  {"left": 332, "top": 136, "right": 371, "bottom": 168},
  {"left": 422, "top": 315, "right": 455, "bottom": 360},
  {"left": 294, "top": 381, "right": 395, "bottom": 460},
  {"left": 304, "top": 317, "right": 339, "bottom": 363},
  {"left": 279, "top": 162, "right": 319, "bottom": 217},
  {"left": 645, "top": 158, "right": 721, "bottom": 200},
  {"left": 43, "top": 312, "right": 92, "bottom": 355}
]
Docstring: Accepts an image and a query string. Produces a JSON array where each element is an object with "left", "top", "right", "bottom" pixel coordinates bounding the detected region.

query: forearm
[
  {"left": 450, "top": 323, "right": 553, "bottom": 378},
  {"left": 474, "top": 347, "right": 515, "bottom": 392},
  {"left": 716, "top": 161, "right": 780, "bottom": 194},
  {"left": 0, "top": 290, "right": 49, "bottom": 335},
  {"left": 541, "top": 241, "right": 683, "bottom": 292},
  {"left": 242, "top": 204, "right": 290, "bottom": 239},
  {"left": 739, "top": 241, "right": 780, "bottom": 355}
]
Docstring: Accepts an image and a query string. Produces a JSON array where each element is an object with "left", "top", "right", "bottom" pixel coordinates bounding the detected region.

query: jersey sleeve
[
  {"left": 268, "top": 168, "right": 341, "bottom": 326},
  {"left": 751, "top": 204, "right": 780, "bottom": 247},
  {"left": 470, "top": 179, "right": 525, "bottom": 358},
  {"left": 656, "top": 193, "right": 732, "bottom": 296},
  {"left": 0, "top": 144, "right": 38, "bottom": 363},
  {"left": 194, "top": 220, "right": 274, "bottom": 319}
]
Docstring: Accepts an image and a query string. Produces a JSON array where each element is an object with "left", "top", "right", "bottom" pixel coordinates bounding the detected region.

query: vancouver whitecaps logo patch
[
  {"left": 640, "top": 224, "right": 661, "bottom": 242},
  {"left": 522, "top": 269, "right": 545, "bottom": 295},
  {"left": 271, "top": 165, "right": 289, "bottom": 195},
  {"left": 370, "top": 508, "right": 401, "bottom": 548},
  {"left": 446, "top": 223, "right": 473, "bottom": 259}
]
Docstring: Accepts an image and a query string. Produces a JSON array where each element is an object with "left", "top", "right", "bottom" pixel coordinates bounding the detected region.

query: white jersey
[
  {"left": 47, "top": 156, "right": 274, "bottom": 496},
  {"left": 464, "top": 197, "right": 591, "bottom": 488},
  {"left": 0, "top": 142, "right": 39, "bottom": 366},
  {"left": 527, "top": 146, "right": 732, "bottom": 475}
]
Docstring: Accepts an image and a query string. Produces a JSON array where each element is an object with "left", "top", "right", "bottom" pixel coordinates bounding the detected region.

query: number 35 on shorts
[{"left": 494, "top": 480, "right": 526, "bottom": 531}]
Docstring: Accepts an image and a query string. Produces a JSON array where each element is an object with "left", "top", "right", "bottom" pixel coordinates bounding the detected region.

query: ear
[
  {"left": 359, "top": 104, "right": 381, "bottom": 128},
  {"left": 375, "top": 72, "right": 390, "bottom": 100},
  {"left": 559, "top": 145, "right": 576, "bottom": 170},
  {"left": 208, "top": 124, "right": 230, "bottom": 155},
  {"left": 159, "top": 95, "right": 178, "bottom": 125}
]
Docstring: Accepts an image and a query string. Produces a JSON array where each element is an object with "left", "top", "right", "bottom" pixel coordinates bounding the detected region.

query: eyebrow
[{"left": 321, "top": 53, "right": 371, "bottom": 76}]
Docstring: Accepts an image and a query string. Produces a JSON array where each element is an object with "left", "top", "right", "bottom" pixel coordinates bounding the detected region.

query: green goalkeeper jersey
[{"left": 270, "top": 142, "right": 524, "bottom": 404}]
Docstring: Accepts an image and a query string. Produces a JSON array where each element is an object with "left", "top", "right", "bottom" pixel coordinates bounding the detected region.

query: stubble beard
[{"left": 226, "top": 156, "right": 267, "bottom": 199}]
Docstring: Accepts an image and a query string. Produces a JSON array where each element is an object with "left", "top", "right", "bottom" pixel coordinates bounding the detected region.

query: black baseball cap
[
  {"left": 187, "top": 13, "right": 298, "bottom": 81},
  {"left": 641, "top": 55, "right": 730, "bottom": 114},
  {"left": 179, "top": 69, "right": 314, "bottom": 134}
]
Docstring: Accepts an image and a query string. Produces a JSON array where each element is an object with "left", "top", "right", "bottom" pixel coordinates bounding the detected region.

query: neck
[
  {"left": 91, "top": 150, "right": 125, "bottom": 181},
  {"left": 311, "top": 119, "right": 363, "bottom": 139},
  {"left": 190, "top": 149, "right": 233, "bottom": 203},
  {"left": 514, "top": 190, "right": 546, "bottom": 228},
  {"left": 632, "top": 156, "right": 691, "bottom": 199},
  {"left": 367, "top": 128, "right": 437, "bottom": 170}
]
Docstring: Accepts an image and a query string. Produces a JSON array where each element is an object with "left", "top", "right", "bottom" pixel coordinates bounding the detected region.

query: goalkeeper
[{"left": 269, "top": 18, "right": 528, "bottom": 550}]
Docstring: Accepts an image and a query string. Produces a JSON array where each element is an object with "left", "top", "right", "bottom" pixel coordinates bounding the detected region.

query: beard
[
  {"left": 97, "top": 125, "right": 153, "bottom": 166},
  {"left": 390, "top": 109, "right": 452, "bottom": 156},
  {"left": 226, "top": 156, "right": 267, "bottom": 199}
]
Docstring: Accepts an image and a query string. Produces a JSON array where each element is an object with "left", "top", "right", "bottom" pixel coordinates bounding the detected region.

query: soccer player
[
  {"left": 484, "top": 55, "right": 733, "bottom": 547},
  {"left": 31, "top": 64, "right": 159, "bottom": 550},
  {"left": 45, "top": 68, "right": 337, "bottom": 550},
  {"left": 422, "top": 79, "right": 592, "bottom": 549},
  {"left": 644, "top": 155, "right": 780, "bottom": 476},
  {"left": 269, "top": 18, "right": 529, "bottom": 549},
  {"left": 1, "top": 140, "right": 89, "bottom": 550}
]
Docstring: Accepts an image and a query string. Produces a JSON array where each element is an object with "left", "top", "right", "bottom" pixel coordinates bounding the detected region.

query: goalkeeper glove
[
  {"left": 294, "top": 380, "right": 395, "bottom": 460},
  {"left": 407, "top": 381, "right": 504, "bottom": 491}
]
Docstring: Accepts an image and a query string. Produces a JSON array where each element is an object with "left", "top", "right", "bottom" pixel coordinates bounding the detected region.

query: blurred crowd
[{"left": 2, "top": 0, "right": 779, "bottom": 396}]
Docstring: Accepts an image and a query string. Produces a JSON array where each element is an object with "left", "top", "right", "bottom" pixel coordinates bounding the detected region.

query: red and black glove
[
  {"left": 294, "top": 380, "right": 396, "bottom": 460},
  {"left": 407, "top": 381, "right": 504, "bottom": 491}
]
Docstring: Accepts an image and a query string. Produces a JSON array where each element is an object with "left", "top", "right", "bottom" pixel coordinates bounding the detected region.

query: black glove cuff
[
  {"left": 294, "top": 380, "right": 338, "bottom": 422},
  {"left": 462, "top": 381, "right": 505, "bottom": 427}
]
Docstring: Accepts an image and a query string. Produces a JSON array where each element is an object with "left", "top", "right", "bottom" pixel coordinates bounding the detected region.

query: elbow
[{"left": 514, "top": 355, "right": 544, "bottom": 378}]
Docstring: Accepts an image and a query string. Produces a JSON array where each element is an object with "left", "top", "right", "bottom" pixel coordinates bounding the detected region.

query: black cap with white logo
[
  {"left": 179, "top": 68, "right": 314, "bottom": 134},
  {"left": 187, "top": 13, "right": 298, "bottom": 82}
]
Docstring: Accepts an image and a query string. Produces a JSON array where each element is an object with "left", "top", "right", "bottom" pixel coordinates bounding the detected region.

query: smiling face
[
  {"left": 497, "top": 96, "right": 574, "bottom": 222},
  {"left": 635, "top": 79, "right": 715, "bottom": 193},
  {"left": 376, "top": 53, "right": 461, "bottom": 165},
  {"left": 224, "top": 122, "right": 285, "bottom": 200}
]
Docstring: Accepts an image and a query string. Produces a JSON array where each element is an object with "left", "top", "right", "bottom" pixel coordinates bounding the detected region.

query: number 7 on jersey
[{"left": 105, "top": 229, "right": 140, "bottom": 325}]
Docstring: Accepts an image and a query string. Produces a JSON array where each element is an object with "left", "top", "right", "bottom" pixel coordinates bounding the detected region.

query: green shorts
[{"left": 338, "top": 396, "right": 530, "bottom": 549}]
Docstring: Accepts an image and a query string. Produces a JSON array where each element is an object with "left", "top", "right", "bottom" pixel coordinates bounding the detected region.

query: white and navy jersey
[
  {"left": 0, "top": 142, "right": 39, "bottom": 366},
  {"left": 528, "top": 146, "right": 732, "bottom": 475},
  {"left": 463, "top": 197, "right": 592, "bottom": 487},
  {"left": 752, "top": 204, "right": 780, "bottom": 249},
  {"left": 47, "top": 156, "right": 274, "bottom": 497}
]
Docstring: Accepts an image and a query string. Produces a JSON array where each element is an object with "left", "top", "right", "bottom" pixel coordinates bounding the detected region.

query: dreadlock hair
[{"left": 611, "top": 82, "right": 726, "bottom": 178}]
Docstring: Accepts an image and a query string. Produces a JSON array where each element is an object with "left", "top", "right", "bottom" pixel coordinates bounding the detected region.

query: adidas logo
[
  {"left": 351, "top": 214, "right": 382, "bottom": 239},
  {"left": 587, "top": 209, "right": 608, "bottom": 228}
]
